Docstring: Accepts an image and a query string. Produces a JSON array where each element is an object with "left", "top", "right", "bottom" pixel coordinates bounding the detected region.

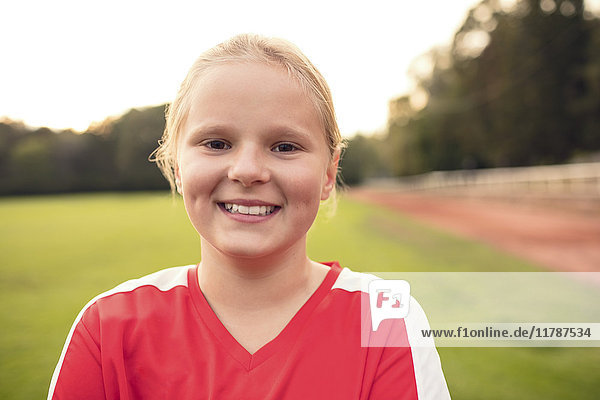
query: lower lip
[{"left": 217, "top": 203, "right": 280, "bottom": 223}]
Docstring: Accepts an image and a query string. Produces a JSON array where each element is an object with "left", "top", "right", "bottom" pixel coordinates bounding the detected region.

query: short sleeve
[
  {"left": 48, "top": 304, "right": 106, "bottom": 400},
  {"left": 366, "top": 296, "right": 451, "bottom": 400},
  {"left": 403, "top": 296, "right": 450, "bottom": 399}
]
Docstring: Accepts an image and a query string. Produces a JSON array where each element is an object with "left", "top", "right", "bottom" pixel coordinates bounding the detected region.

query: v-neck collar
[{"left": 187, "top": 261, "right": 341, "bottom": 371}]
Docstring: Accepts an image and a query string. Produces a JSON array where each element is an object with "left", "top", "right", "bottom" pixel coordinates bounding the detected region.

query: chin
[{"left": 216, "top": 241, "right": 279, "bottom": 260}]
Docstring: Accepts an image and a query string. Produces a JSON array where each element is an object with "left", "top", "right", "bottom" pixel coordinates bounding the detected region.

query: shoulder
[
  {"left": 333, "top": 267, "right": 450, "bottom": 398},
  {"left": 330, "top": 265, "right": 434, "bottom": 344},
  {"left": 331, "top": 266, "right": 380, "bottom": 293},
  {"left": 77, "top": 265, "right": 196, "bottom": 322},
  {"left": 101, "top": 265, "right": 194, "bottom": 297}
]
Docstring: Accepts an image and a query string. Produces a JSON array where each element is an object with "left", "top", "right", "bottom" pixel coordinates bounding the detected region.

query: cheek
[
  {"left": 278, "top": 162, "right": 325, "bottom": 208},
  {"left": 179, "top": 155, "right": 222, "bottom": 195}
]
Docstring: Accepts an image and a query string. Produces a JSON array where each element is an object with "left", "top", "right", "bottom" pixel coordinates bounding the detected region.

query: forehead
[
  {"left": 189, "top": 62, "right": 308, "bottom": 111},
  {"left": 183, "top": 62, "right": 326, "bottom": 140}
]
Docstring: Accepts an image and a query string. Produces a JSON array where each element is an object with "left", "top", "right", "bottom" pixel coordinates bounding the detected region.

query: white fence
[{"left": 366, "top": 162, "right": 600, "bottom": 197}]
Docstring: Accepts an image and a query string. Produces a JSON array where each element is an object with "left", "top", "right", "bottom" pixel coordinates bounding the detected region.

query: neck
[{"left": 198, "top": 236, "right": 317, "bottom": 310}]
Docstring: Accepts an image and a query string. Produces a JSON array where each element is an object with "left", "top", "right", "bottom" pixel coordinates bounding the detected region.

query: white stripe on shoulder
[
  {"left": 107, "top": 264, "right": 193, "bottom": 295},
  {"left": 331, "top": 267, "right": 381, "bottom": 293},
  {"left": 47, "top": 264, "right": 195, "bottom": 400},
  {"left": 330, "top": 267, "right": 451, "bottom": 399},
  {"left": 405, "top": 297, "right": 452, "bottom": 399}
]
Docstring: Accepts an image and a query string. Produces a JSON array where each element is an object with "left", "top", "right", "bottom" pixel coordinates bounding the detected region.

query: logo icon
[{"left": 368, "top": 279, "right": 411, "bottom": 331}]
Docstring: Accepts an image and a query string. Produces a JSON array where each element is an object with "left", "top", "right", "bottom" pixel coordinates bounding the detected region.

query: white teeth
[
  {"left": 224, "top": 203, "right": 238, "bottom": 212},
  {"left": 222, "top": 203, "right": 276, "bottom": 216}
]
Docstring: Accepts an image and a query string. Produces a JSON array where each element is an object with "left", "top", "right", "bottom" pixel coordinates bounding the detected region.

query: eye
[
  {"left": 272, "top": 143, "right": 298, "bottom": 152},
  {"left": 203, "top": 140, "right": 231, "bottom": 150}
]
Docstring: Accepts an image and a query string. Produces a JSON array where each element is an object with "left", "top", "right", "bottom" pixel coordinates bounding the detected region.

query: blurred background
[{"left": 1, "top": 0, "right": 599, "bottom": 399}]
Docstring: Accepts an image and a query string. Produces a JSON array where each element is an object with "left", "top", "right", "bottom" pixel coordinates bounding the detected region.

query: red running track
[{"left": 349, "top": 188, "right": 600, "bottom": 273}]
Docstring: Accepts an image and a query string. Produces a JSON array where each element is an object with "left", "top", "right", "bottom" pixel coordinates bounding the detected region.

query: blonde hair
[{"left": 151, "top": 33, "right": 344, "bottom": 193}]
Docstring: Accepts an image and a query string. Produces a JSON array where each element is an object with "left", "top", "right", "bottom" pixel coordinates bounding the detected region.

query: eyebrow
[
  {"left": 186, "top": 124, "right": 231, "bottom": 137},
  {"left": 269, "top": 126, "right": 314, "bottom": 142},
  {"left": 182, "top": 124, "right": 233, "bottom": 145}
]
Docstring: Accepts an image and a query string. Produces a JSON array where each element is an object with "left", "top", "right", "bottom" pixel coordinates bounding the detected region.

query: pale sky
[{"left": 1, "top": 0, "right": 598, "bottom": 136}]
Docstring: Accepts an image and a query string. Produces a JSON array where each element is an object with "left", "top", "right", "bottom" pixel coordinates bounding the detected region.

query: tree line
[
  {"left": 1, "top": 0, "right": 599, "bottom": 193},
  {"left": 339, "top": 0, "right": 600, "bottom": 184},
  {"left": 0, "top": 106, "right": 168, "bottom": 195}
]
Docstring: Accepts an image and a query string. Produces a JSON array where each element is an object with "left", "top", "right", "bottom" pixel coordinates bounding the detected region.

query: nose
[{"left": 227, "top": 144, "right": 270, "bottom": 187}]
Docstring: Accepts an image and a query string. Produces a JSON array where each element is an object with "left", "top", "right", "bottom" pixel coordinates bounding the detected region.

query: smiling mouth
[{"left": 219, "top": 203, "right": 280, "bottom": 216}]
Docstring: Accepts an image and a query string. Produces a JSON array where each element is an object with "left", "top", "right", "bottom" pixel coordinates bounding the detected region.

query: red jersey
[{"left": 48, "top": 262, "right": 450, "bottom": 399}]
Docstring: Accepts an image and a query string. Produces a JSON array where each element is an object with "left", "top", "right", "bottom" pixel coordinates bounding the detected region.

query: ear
[
  {"left": 321, "top": 148, "right": 341, "bottom": 201},
  {"left": 174, "top": 165, "right": 184, "bottom": 195}
]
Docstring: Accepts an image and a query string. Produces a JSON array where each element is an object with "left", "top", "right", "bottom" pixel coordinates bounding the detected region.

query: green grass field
[{"left": 1, "top": 192, "right": 598, "bottom": 399}]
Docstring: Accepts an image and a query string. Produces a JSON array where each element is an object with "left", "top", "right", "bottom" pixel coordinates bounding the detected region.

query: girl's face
[{"left": 176, "top": 62, "right": 338, "bottom": 260}]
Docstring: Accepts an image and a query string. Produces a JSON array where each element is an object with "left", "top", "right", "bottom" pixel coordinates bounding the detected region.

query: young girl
[{"left": 48, "top": 34, "right": 450, "bottom": 399}]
